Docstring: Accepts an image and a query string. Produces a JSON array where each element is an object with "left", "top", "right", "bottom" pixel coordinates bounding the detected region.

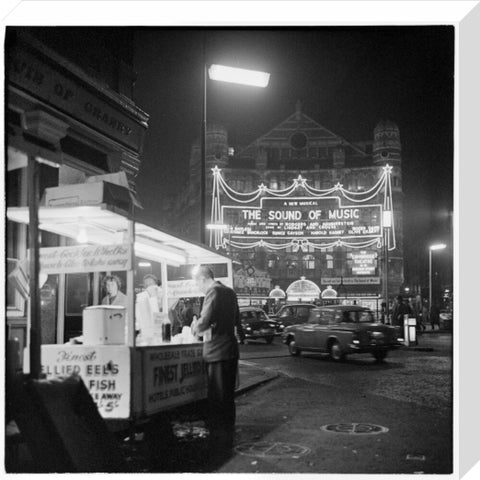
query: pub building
[
  {"left": 5, "top": 32, "right": 237, "bottom": 470},
  {"left": 175, "top": 101, "right": 405, "bottom": 309},
  {"left": 5, "top": 28, "right": 150, "bottom": 358}
]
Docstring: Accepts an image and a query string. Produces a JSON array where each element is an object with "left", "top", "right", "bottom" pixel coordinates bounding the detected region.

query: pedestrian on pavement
[
  {"left": 430, "top": 303, "right": 440, "bottom": 330},
  {"left": 262, "top": 301, "right": 269, "bottom": 315},
  {"left": 391, "top": 295, "right": 411, "bottom": 337},
  {"left": 413, "top": 294, "right": 425, "bottom": 333},
  {"left": 421, "top": 300, "right": 429, "bottom": 329},
  {"left": 192, "top": 265, "right": 245, "bottom": 455}
]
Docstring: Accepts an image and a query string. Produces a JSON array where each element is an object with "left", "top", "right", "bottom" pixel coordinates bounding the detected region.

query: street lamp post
[
  {"left": 383, "top": 209, "right": 392, "bottom": 323},
  {"left": 200, "top": 63, "right": 270, "bottom": 244},
  {"left": 429, "top": 243, "right": 447, "bottom": 310}
]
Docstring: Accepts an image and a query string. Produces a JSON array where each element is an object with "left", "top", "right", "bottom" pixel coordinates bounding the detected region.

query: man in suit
[{"left": 192, "top": 265, "right": 244, "bottom": 454}]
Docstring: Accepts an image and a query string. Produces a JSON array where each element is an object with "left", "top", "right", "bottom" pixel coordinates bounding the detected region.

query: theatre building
[{"left": 176, "top": 101, "right": 404, "bottom": 303}]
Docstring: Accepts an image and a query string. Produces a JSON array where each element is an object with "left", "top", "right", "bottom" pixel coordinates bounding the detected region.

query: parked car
[
  {"left": 238, "top": 307, "right": 278, "bottom": 344},
  {"left": 270, "top": 303, "right": 317, "bottom": 327},
  {"left": 282, "top": 305, "right": 401, "bottom": 362}
]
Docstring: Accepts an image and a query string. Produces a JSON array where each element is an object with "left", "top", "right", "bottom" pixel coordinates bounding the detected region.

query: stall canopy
[
  {"left": 6, "top": 204, "right": 230, "bottom": 267},
  {"left": 286, "top": 277, "right": 320, "bottom": 302},
  {"left": 269, "top": 285, "right": 286, "bottom": 299}
]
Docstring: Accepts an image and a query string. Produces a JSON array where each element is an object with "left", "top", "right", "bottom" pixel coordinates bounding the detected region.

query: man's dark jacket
[{"left": 195, "top": 281, "right": 243, "bottom": 362}]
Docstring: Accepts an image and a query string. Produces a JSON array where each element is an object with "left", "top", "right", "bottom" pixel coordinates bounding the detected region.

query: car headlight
[{"left": 245, "top": 327, "right": 252, "bottom": 331}]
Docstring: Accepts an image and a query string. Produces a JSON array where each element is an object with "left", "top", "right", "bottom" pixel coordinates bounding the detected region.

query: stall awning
[{"left": 7, "top": 204, "right": 230, "bottom": 267}]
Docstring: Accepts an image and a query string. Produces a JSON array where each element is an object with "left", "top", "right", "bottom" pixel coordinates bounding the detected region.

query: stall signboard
[
  {"left": 41, "top": 345, "right": 131, "bottom": 418},
  {"left": 143, "top": 344, "right": 207, "bottom": 414},
  {"left": 167, "top": 277, "right": 231, "bottom": 298},
  {"left": 222, "top": 196, "right": 382, "bottom": 240},
  {"left": 36, "top": 244, "right": 131, "bottom": 274},
  {"left": 351, "top": 250, "right": 377, "bottom": 275}
]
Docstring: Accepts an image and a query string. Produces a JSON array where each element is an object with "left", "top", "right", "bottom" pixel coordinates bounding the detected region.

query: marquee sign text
[{"left": 222, "top": 197, "right": 382, "bottom": 240}]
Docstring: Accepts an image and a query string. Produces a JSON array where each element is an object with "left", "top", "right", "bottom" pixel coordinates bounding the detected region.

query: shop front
[{"left": 285, "top": 277, "right": 321, "bottom": 303}]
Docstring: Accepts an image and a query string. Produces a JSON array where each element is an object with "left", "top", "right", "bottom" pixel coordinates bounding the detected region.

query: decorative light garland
[{"left": 210, "top": 165, "right": 396, "bottom": 252}]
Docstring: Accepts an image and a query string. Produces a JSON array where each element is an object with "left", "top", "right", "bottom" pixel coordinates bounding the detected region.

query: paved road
[
  {"left": 108, "top": 332, "right": 452, "bottom": 474},
  {"left": 239, "top": 333, "right": 453, "bottom": 415},
  {"left": 212, "top": 332, "right": 453, "bottom": 474}
]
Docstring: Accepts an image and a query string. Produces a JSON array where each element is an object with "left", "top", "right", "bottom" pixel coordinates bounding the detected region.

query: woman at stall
[{"left": 101, "top": 275, "right": 127, "bottom": 306}]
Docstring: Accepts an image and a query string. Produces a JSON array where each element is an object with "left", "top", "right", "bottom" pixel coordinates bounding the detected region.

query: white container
[{"left": 83, "top": 305, "right": 126, "bottom": 345}]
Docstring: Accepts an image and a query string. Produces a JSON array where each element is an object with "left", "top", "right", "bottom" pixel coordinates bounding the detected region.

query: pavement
[
  {"left": 6, "top": 331, "right": 452, "bottom": 473},
  {"left": 236, "top": 359, "right": 279, "bottom": 395},
  {"left": 212, "top": 330, "right": 453, "bottom": 474}
]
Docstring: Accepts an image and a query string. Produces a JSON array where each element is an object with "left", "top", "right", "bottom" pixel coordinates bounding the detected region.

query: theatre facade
[{"left": 176, "top": 102, "right": 404, "bottom": 302}]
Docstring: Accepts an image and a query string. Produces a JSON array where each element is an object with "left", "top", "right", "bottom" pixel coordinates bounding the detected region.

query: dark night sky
[{"left": 131, "top": 26, "right": 454, "bottom": 281}]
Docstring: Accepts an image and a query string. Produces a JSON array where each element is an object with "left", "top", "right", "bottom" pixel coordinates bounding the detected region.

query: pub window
[{"left": 269, "top": 177, "right": 278, "bottom": 190}]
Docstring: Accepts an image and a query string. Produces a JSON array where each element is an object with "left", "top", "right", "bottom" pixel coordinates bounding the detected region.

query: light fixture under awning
[{"left": 7, "top": 204, "right": 231, "bottom": 267}]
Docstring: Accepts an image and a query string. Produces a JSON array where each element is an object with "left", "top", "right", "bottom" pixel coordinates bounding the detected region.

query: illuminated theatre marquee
[
  {"left": 223, "top": 197, "right": 382, "bottom": 240},
  {"left": 209, "top": 165, "right": 396, "bottom": 251}
]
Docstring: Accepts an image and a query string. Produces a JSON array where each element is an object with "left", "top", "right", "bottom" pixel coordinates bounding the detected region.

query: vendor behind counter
[{"left": 101, "top": 275, "right": 127, "bottom": 306}]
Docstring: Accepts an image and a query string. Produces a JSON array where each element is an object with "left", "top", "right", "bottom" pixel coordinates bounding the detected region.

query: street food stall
[{"left": 7, "top": 195, "right": 233, "bottom": 429}]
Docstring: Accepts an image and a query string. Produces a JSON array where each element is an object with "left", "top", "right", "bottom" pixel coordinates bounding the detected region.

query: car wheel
[
  {"left": 265, "top": 336, "right": 274, "bottom": 344},
  {"left": 288, "top": 338, "right": 301, "bottom": 356},
  {"left": 329, "top": 341, "right": 345, "bottom": 362},
  {"left": 372, "top": 350, "right": 388, "bottom": 362}
]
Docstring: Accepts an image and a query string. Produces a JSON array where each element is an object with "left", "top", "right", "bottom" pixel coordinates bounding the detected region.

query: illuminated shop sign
[
  {"left": 222, "top": 197, "right": 382, "bottom": 240},
  {"left": 351, "top": 250, "right": 377, "bottom": 275}
]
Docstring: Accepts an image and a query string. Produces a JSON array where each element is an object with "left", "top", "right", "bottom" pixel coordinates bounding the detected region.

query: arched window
[
  {"left": 326, "top": 254, "right": 334, "bottom": 270},
  {"left": 267, "top": 254, "right": 280, "bottom": 269},
  {"left": 303, "top": 254, "right": 315, "bottom": 270},
  {"left": 287, "top": 261, "right": 298, "bottom": 278}
]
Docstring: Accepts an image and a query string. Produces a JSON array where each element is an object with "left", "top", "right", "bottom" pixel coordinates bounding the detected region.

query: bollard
[{"left": 403, "top": 315, "right": 417, "bottom": 346}]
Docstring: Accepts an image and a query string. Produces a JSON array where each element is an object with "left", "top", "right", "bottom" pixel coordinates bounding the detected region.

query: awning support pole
[{"left": 28, "top": 156, "right": 41, "bottom": 379}]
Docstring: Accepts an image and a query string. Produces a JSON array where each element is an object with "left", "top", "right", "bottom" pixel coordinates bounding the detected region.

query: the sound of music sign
[{"left": 222, "top": 197, "right": 382, "bottom": 240}]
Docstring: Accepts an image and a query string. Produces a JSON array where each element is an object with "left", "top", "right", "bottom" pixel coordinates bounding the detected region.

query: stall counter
[{"left": 41, "top": 342, "right": 207, "bottom": 421}]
